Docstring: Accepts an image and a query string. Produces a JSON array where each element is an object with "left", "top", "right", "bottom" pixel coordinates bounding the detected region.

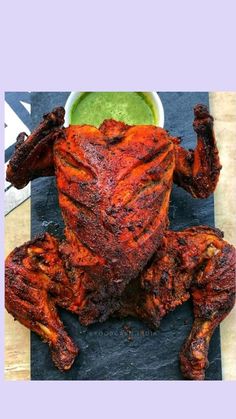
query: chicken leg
[
  {"left": 117, "top": 226, "right": 235, "bottom": 379},
  {"left": 5, "top": 233, "right": 78, "bottom": 370}
]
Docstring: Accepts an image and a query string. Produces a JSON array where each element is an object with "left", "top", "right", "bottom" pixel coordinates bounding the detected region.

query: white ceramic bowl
[{"left": 64, "top": 92, "right": 164, "bottom": 128}]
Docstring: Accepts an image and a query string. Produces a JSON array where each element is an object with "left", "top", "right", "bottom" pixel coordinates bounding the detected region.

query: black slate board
[{"left": 30, "top": 92, "right": 222, "bottom": 380}]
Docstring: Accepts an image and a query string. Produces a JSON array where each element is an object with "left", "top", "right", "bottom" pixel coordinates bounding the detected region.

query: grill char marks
[
  {"left": 6, "top": 107, "right": 65, "bottom": 189},
  {"left": 54, "top": 122, "right": 175, "bottom": 321},
  {"left": 55, "top": 150, "right": 96, "bottom": 181},
  {"left": 6, "top": 106, "right": 235, "bottom": 378}
]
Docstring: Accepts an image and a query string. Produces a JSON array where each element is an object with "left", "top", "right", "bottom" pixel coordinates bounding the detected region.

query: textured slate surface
[{"left": 30, "top": 92, "right": 222, "bottom": 380}]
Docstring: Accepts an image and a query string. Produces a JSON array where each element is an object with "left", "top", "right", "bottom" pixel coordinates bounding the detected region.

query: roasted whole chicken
[{"left": 5, "top": 104, "right": 235, "bottom": 380}]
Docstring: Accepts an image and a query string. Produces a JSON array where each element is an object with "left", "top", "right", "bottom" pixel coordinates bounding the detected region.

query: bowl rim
[{"left": 64, "top": 91, "right": 165, "bottom": 128}]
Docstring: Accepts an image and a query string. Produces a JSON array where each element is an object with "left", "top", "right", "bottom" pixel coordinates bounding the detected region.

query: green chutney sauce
[{"left": 70, "top": 92, "right": 158, "bottom": 127}]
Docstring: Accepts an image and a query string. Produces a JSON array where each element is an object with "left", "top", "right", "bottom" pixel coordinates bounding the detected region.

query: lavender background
[{"left": 1, "top": 0, "right": 236, "bottom": 418}]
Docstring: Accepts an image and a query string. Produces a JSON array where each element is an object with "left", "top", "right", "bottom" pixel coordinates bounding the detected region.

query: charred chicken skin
[{"left": 5, "top": 105, "right": 235, "bottom": 379}]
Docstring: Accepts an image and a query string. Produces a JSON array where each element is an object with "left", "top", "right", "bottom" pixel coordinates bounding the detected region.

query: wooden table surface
[{"left": 4, "top": 92, "right": 236, "bottom": 380}]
